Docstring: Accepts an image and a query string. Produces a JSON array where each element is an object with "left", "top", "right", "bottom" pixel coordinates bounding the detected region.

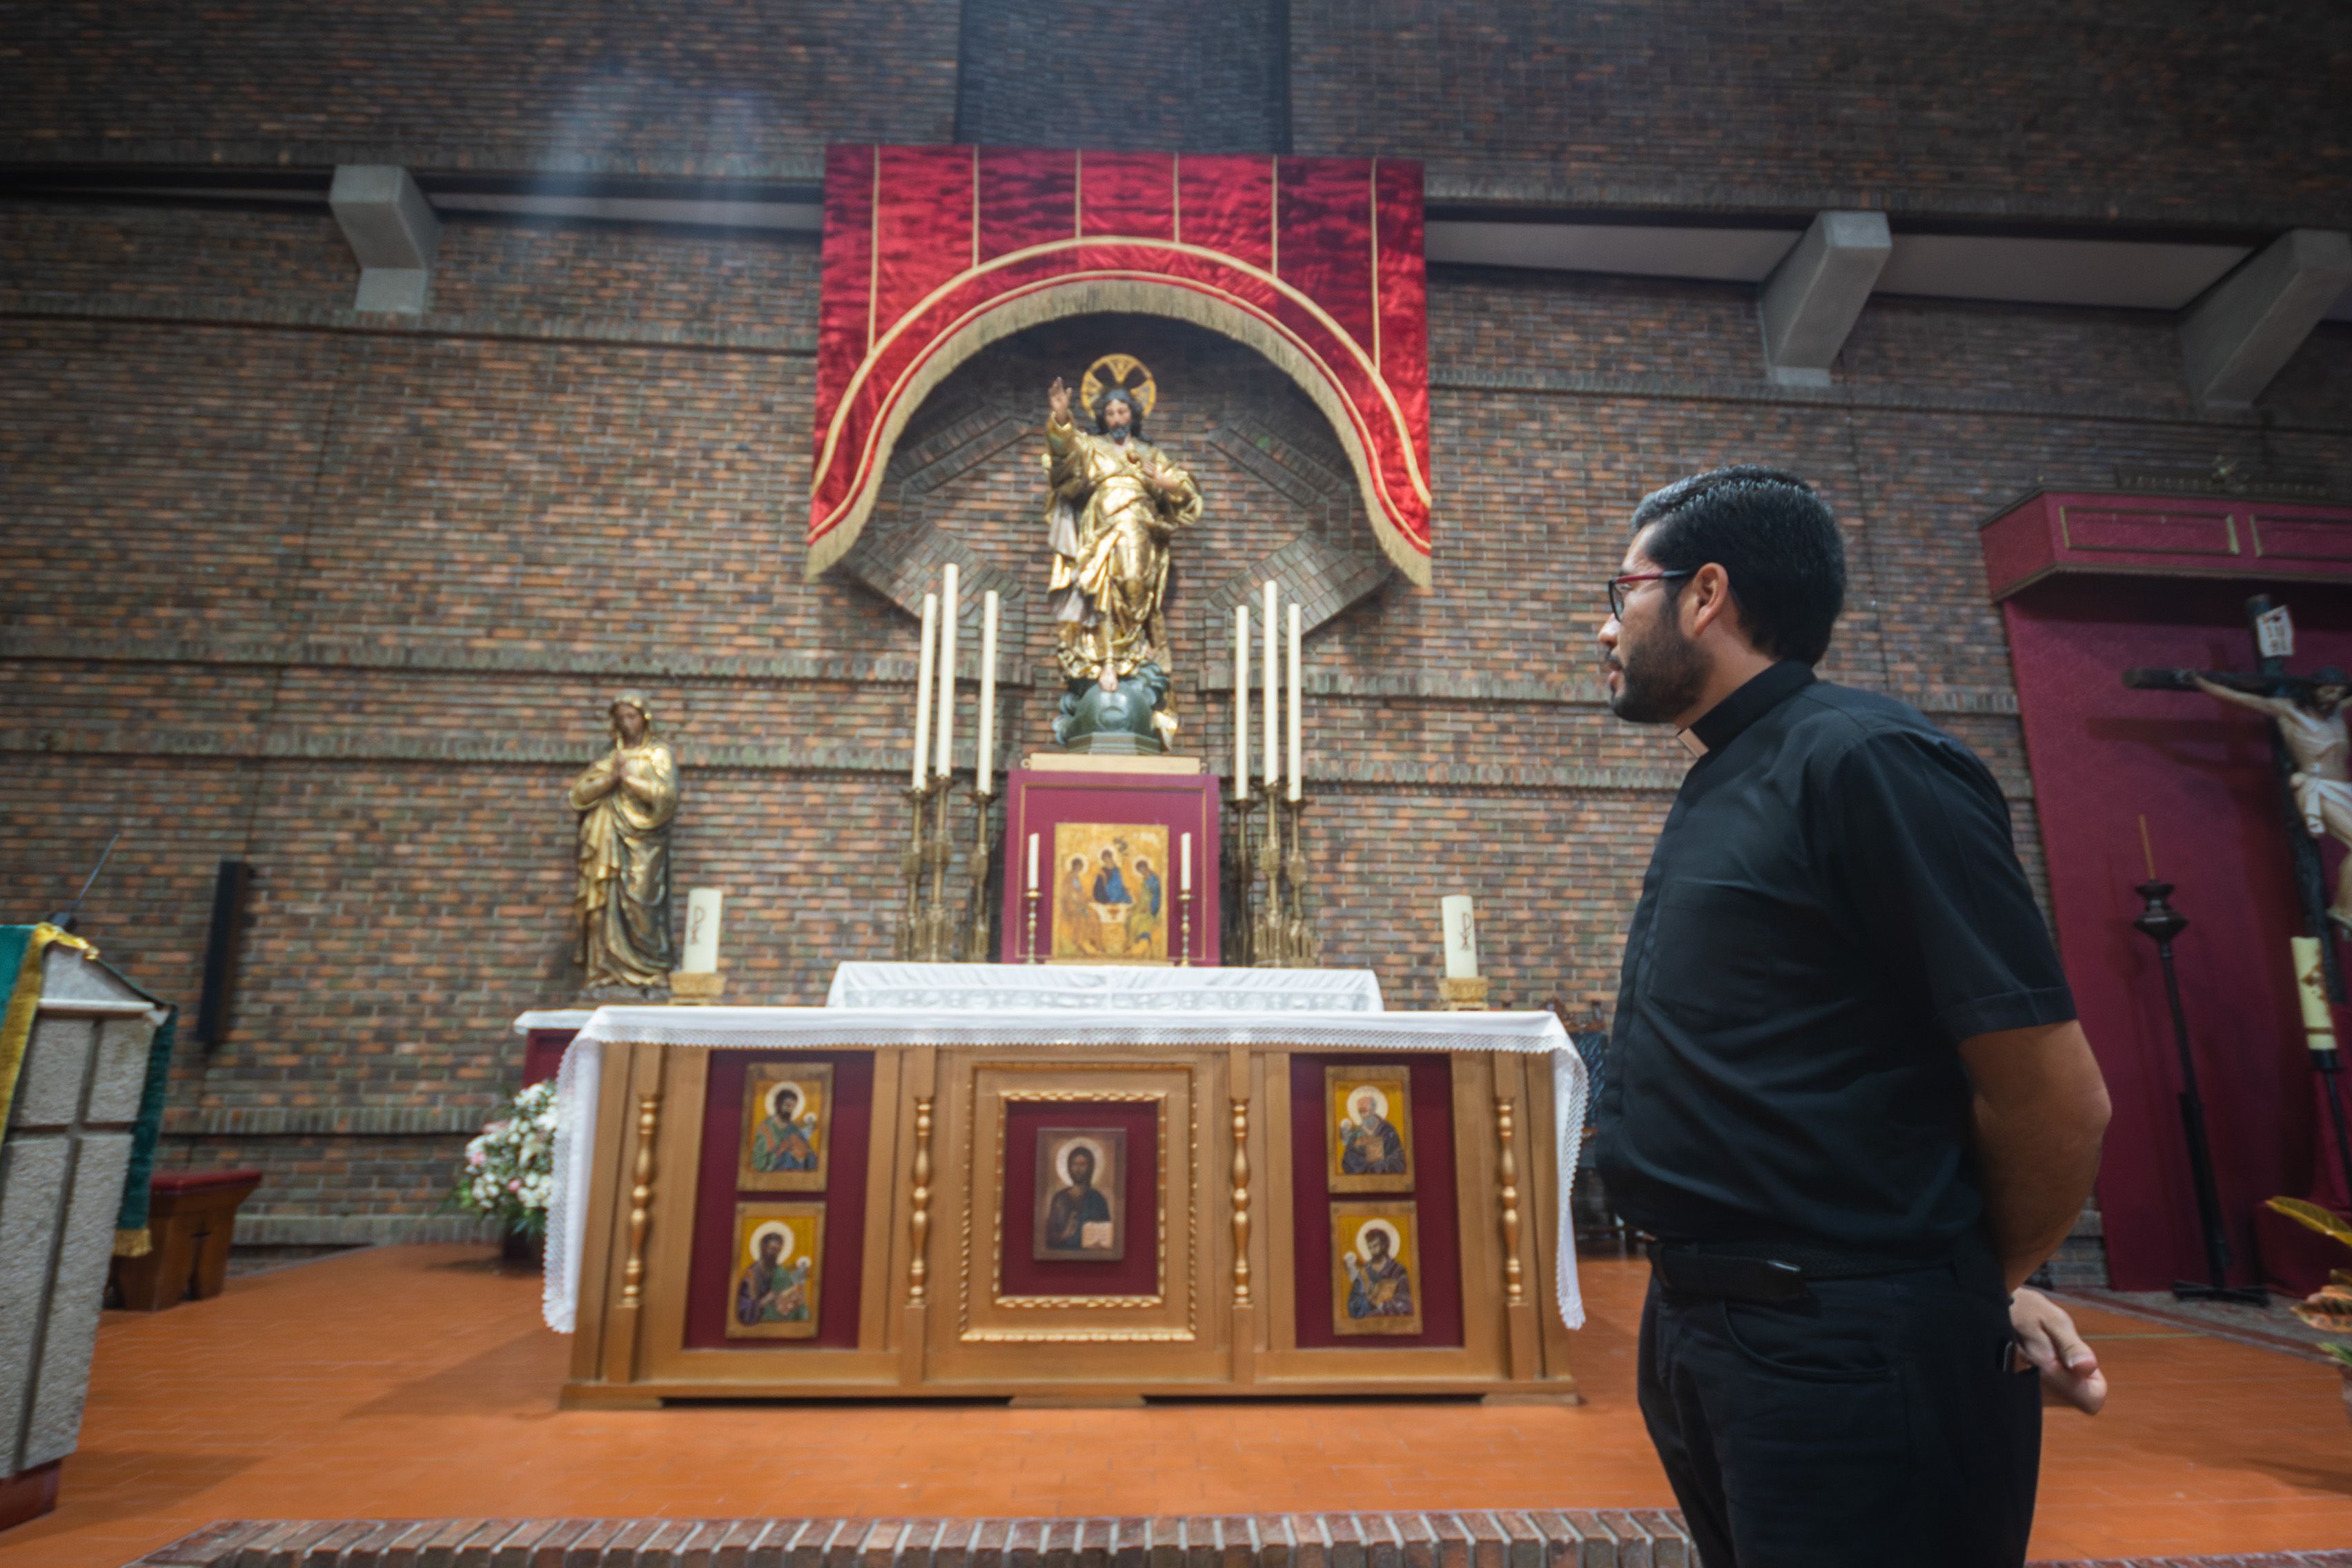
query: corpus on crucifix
[{"left": 2126, "top": 596, "right": 2352, "bottom": 959}]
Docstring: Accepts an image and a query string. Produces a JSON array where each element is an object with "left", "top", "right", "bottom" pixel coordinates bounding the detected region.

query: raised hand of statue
[{"left": 1047, "top": 377, "right": 1071, "bottom": 422}]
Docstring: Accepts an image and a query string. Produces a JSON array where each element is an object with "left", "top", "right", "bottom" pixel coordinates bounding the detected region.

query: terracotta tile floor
[{"left": 10, "top": 1246, "right": 2352, "bottom": 1567}]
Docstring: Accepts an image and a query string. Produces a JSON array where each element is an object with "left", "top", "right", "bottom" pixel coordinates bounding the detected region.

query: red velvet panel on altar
[
  {"left": 808, "top": 145, "right": 1432, "bottom": 585},
  {"left": 685, "top": 1051, "right": 872, "bottom": 1349},
  {"left": 1000, "top": 767, "right": 1222, "bottom": 965},
  {"left": 2000, "top": 574, "right": 2352, "bottom": 1293},
  {"left": 997, "top": 1097, "right": 1161, "bottom": 1300},
  {"left": 1287, "top": 1052, "right": 1464, "bottom": 1349}
]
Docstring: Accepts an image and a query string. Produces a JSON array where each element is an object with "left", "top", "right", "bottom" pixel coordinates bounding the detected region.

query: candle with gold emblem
[
  {"left": 935, "top": 562, "right": 959, "bottom": 778},
  {"left": 680, "top": 888, "right": 724, "bottom": 974},
  {"left": 1442, "top": 894, "right": 1480, "bottom": 979},
  {"left": 912, "top": 591, "right": 937, "bottom": 787}
]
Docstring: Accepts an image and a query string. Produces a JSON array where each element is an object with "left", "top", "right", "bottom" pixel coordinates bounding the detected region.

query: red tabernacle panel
[
  {"left": 995, "top": 1097, "right": 1162, "bottom": 1300},
  {"left": 999, "top": 767, "right": 1222, "bottom": 964},
  {"left": 2000, "top": 575, "right": 2352, "bottom": 1293},
  {"left": 1979, "top": 489, "right": 2352, "bottom": 601},
  {"left": 684, "top": 1051, "right": 872, "bottom": 1349},
  {"left": 1288, "top": 1052, "right": 1463, "bottom": 1349}
]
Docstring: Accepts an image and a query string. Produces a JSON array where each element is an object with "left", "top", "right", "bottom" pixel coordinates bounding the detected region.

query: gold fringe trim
[
  {"left": 807, "top": 277, "right": 1435, "bottom": 589},
  {"left": 114, "top": 1226, "right": 153, "bottom": 1258},
  {"left": 0, "top": 923, "right": 95, "bottom": 1154}
]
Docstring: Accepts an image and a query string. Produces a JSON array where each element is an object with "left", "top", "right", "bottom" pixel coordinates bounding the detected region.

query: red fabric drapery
[{"left": 807, "top": 145, "right": 1433, "bottom": 585}]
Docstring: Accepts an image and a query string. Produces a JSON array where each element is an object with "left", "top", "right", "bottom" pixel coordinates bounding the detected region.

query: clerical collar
[{"left": 1678, "top": 661, "right": 1817, "bottom": 758}]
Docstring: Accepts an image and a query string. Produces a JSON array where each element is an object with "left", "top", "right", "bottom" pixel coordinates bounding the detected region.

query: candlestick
[
  {"left": 1442, "top": 894, "right": 1480, "bottom": 979},
  {"left": 680, "top": 888, "right": 724, "bottom": 974},
  {"left": 912, "top": 593, "right": 937, "bottom": 787},
  {"left": 1025, "top": 883, "right": 1043, "bottom": 964},
  {"left": 1233, "top": 604, "right": 1251, "bottom": 801},
  {"left": 976, "top": 590, "right": 999, "bottom": 796},
  {"left": 1177, "top": 883, "right": 1194, "bottom": 968},
  {"left": 1287, "top": 602, "right": 1303, "bottom": 804},
  {"left": 1262, "top": 580, "right": 1280, "bottom": 789},
  {"left": 935, "top": 563, "right": 958, "bottom": 778}
]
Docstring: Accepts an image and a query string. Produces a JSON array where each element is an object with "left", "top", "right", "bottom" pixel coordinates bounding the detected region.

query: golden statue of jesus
[{"left": 1043, "top": 369, "right": 1202, "bottom": 748}]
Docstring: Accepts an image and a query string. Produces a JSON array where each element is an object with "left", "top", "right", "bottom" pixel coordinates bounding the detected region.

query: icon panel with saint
[
  {"left": 1032, "top": 1126, "right": 1128, "bottom": 1262},
  {"left": 1325, "top": 1064, "right": 1414, "bottom": 1193},
  {"left": 1330, "top": 1199, "right": 1423, "bottom": 1337},
  {"left": 726, "top": 1201, "right": 823, "bottom": 1339},
  {"left": 738, "top": 1061, "right": 832, "bottom": 1191}
]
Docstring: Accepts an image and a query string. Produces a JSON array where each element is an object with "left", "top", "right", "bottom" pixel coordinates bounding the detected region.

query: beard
[{"left": 1606, "top": 611, "right": 1708, "bottom": 724}]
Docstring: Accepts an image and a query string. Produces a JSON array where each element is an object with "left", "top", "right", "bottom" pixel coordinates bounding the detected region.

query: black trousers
[{"left": 1636, "top": 1249, "right": 2043, "bottom": 1567}]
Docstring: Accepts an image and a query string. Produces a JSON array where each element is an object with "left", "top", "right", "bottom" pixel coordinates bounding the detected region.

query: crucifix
[{"left": 2126, "top": 592, "right": 2352, "bottom": 1238}]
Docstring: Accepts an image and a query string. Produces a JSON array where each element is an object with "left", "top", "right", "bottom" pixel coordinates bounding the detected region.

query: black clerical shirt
[{"left": 1594, "top": 661, "right": 2076, "bottom": 1257}]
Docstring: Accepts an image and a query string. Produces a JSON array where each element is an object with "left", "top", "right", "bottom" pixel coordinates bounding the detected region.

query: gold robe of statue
[
  {"left": 569, "top": 692, "right": 679, "bottom": 988},
  {"left": 1044, "top": 391, "right": 1203, "bottom": 741}
]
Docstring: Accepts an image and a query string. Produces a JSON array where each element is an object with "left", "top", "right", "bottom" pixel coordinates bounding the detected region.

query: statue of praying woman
[{"left": 569, "top": 691, "right": 679, "bottom": 990}]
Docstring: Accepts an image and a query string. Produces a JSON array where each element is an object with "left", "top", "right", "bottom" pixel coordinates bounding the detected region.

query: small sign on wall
[{"left": 2257, "top": 603, "right": 2297, "bottom": 658}]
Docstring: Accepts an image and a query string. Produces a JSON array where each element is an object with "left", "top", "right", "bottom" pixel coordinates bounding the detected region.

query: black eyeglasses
[{"left": 1607, "top": 570, "right": 1693, "bottom": 618}]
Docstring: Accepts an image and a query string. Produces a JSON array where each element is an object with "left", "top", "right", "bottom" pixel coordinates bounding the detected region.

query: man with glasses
[{"left": 1594, "top": 465, "right": 2113, "bottom": 1567}]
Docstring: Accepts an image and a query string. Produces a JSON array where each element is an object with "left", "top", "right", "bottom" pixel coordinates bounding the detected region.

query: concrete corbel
[
  {"left": 1758, "top": 211, "right": 1892, "bottom": 387},
  {"left": 329, "top": 165, "right": 442, "bottom": 315}
]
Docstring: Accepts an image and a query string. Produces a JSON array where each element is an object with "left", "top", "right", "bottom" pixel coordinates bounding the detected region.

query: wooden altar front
[{"left": 556, "top": 1018, "right": 1582, "bottom": 1407}]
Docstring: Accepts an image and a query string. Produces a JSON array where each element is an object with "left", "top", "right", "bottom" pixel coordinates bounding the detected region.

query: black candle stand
[{"left": 2130, "top": 878, "right": 2268, "bottom": 1306}]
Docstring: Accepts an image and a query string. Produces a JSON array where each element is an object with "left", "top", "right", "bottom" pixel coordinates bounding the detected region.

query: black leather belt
[{"left": 1646, "top": 1240, "right": 1948, "bottom": 1302}]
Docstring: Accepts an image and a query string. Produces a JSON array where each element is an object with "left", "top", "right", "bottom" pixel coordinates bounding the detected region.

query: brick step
[{"left": 125, "top": 1514, "right": 2352, "bottom": 1568}]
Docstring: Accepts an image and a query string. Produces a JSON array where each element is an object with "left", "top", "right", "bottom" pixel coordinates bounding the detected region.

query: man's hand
[
  {"left": 1047, "top": 377, "right": 1071, "bottom": 422},
  {"left": 2010, "top": 1286, "right": 2107, "bottom": 1414}
]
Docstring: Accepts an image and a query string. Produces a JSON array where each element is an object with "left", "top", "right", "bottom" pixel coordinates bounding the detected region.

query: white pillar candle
[
  {"left": 976, "top": 589, "right": 999, "bottom": 795},
  {"left": 1287, "top": 602, "right": 1304, "bottom": 803},
  {"left": 1262, "top": 578, "right": 1280, "bottom": 789},
  {"left": 912, "top": 592, "right": 938, "bottom": 787},
  {"left": 1442, "top": 894, "right": 1480, "bottom": 979},
  {"left": 1181, "top": 832, "right": 1193, "bottom": 893},
  {"left": 681, "top": 888, "right": 725, "bottom": 974},
  {"left": 1233, "top": 604, "right": 1250, "bottom": 801},
  {"left": 935, "top": 562, "right": 959, "bottom": 778},
  {"left": 1027, "top": 832, "right": 1040, "bottom": 892}
]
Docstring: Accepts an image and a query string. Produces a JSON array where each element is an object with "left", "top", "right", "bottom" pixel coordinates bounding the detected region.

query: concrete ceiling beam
[
  {"left": 1756, "top": 210, "right": 1892, "bottom": 388},
  {"left": 328, "top": 165, "right": 442, "bottom": 315},
  {"left": 2178, "top": 228, "right": 2352, "bottom": 410}
]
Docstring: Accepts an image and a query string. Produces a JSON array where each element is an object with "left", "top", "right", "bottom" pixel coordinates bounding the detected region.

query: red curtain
[{"left": 810, "top": 145, "right": 1433, "bottom": 585}]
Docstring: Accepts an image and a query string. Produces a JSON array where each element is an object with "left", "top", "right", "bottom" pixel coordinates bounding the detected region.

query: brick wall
[
  {"left": 1291, "top": 0, "right": 2352, "bottom": 226},
  {"left": 8, "top": 190, "right": 2347, "bottom": 1257}
]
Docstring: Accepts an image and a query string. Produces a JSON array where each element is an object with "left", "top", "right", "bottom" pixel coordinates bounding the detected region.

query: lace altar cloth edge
[
  {"left": 543, "top": 1006, "right": 1587, "bottom": 1337},
  {"left": 825, "top": 962, "right": 1385, "bottom": 1012}
]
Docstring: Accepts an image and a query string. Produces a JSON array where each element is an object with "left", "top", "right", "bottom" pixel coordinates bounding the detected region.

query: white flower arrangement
[{"left": 453, "top": 1080, "right": 559, "bottom": 1237}]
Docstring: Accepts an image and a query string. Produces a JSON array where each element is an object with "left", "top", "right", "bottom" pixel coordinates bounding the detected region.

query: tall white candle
[
  {"left": 1442, "top": 894, "right": 1480, "bottom": 979},
  {"left": 1233, "top": 604, "right": 1251, "bottom": 801},
  {"left": 1181, "top": 832, "right": 1193, "bottom": 893},
  {"left": 912, "top": 592, "right": 938, "bottom": 787},
  {"left": 1262, "top": 578, "right": 1280, "bottom": 788},
  {"left": 681, "top": 888, "right": 725, "bottom": 974},
  {"left": 1027, "top": 832, "right": 1040, "bottom": 892},
  {"left": 976, "top": 590, "right": 999, "bottom": 795},
  {"left": 935, "top": 562, "right": 959, "bottom": 778},
  {"left": 1287, "top": 602, "right": 1304, "bottom": 803}
]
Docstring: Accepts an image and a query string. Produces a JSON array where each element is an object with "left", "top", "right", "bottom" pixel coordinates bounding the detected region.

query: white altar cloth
[
  {"left": 825, "top": 962, "right": 1384, "bottom": 1012},
  {"left": 540, "top": 990, "right": 1585, "bottom": 1337}
]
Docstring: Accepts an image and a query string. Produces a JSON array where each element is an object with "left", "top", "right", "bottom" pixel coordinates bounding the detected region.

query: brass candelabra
[
  {"left": 963, "top": 787, "right": 997, "bottom": 963},
  {"left": 1225, "top": 780, "right": 1319, "bottom": 968}
]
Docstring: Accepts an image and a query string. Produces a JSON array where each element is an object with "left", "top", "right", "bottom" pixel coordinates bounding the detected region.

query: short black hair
[{"left": 1630, "top": 465, "right": 1845, "bottom": 665}]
